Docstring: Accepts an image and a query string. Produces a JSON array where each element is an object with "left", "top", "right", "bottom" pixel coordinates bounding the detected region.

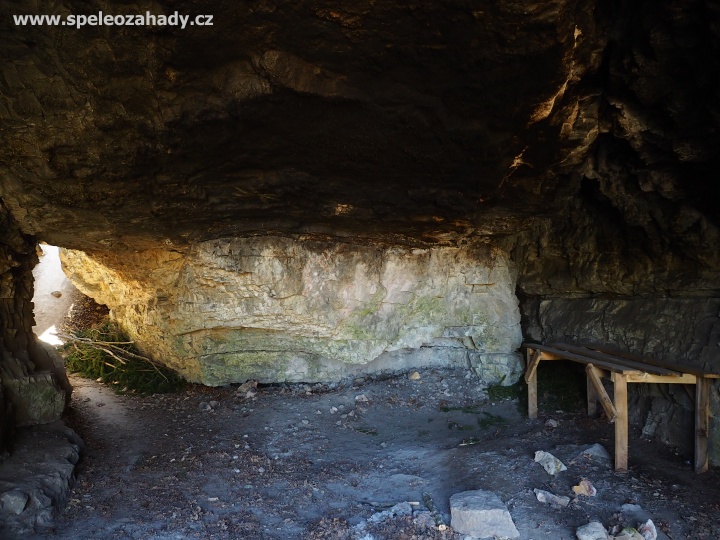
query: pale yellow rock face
[{"left": 61, "top": 238, "right": 523, "bottom": 385}]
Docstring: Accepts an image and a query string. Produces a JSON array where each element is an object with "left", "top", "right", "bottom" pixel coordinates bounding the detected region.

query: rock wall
[
  {"left": 61, "top": 237, "right": 523, "bottom": 386},
  {"left": 0, "top": 202, "right": 71, "bottom": 455},
  {"left": 512, "top": 162, "right": 720, "bottom": 464},
  {"left": 509, "top": 0, "right": 720, "bottom": 464}
]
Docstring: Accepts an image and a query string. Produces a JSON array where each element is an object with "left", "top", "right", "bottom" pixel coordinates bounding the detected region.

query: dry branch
[{"left": 58, "top": 333, "right": 169, "bottom": 382}]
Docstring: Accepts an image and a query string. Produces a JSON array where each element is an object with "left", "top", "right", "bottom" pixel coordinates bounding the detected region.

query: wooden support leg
[
  {"left": 695, "top": 377, "right": 710, "bottom": 473},
  {"left": 587, "top": 368, "right": 598, "bottom": 417},
  {"left": 526, "top": 349, "right": 539, "bottom": 419},
  {"left": 612, "top": 373, "right": 628, "bottom": 471}
]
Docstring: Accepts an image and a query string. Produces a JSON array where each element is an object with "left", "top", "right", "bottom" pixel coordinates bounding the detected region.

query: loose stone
[{"left": 450, "top": 489, "right": 520, "bottom": 540}]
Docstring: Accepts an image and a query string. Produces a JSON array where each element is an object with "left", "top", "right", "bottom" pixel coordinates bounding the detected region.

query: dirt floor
[
  {"left": 18, "top": 264, "right": 720, "bottom": 540},
  {"left": 21, "top": 362, "right": 718, "bottom": 540}
]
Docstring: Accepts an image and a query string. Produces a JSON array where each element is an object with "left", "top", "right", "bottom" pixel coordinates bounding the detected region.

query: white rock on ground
[
  {"left": 638, "top": 519, "right": 657, "bottom": 540},
  {"left": 450, "top": 489, "right": 520, "bottom": 540},
  {"left": 534, "top": 488, "right": 570, "bottom": 507},
  {"left": 534, "top": 450, "right": 567, "bottom": 475},
  {"left": 576, "top": 521, "right": 609, "bottom": 540}
]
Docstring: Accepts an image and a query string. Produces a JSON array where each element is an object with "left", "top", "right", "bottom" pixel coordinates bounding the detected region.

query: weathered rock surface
[
  {"left": 0, "top": 0, "right": 604, "bottom": 250},
  {"left": 0, "top": 422, "right": 82, "bottom": 538},
  {"left": 0, "top": 204, "right": 71, "bottom": 452},
  {"left": 1, "top": 372, "right": 66, "bottom": 427},
  {"left": 508, "top": 0, "right": 720, "bottom": 464},
  {"left": 450, "top": 489, "right": 520, "bottom": 540},
  {"left": 61, "top": 238, "right": 523, "bottom": 385}
]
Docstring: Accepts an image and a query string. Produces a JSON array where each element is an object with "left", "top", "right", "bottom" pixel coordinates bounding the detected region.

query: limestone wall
[
  {"left": 0, "top": 203, "right": 70, "bottom": 454},
  {"left": 61, "top": 237, "right": 523, "bottom": 386}
]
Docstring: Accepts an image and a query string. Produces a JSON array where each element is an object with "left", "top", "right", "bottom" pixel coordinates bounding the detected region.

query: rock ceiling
[{"left": 0, "top": 0, "right": 718, "bottom": 256}]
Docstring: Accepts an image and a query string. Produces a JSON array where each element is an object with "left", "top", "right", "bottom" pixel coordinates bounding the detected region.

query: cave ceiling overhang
[{"left": 0, "top": 1, "right": 717, "bottom": 252}]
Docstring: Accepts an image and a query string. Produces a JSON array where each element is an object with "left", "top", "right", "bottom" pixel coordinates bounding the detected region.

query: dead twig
[{"left": 58, "top": 333, "right": 169, "bottom": 382}]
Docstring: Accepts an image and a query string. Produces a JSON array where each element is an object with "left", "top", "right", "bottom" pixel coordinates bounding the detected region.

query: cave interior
[{"left": 0, "top": 0, "right": 719, "bottom": 530}]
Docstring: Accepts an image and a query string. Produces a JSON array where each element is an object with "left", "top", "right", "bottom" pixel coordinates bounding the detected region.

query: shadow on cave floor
[{"left": 25, "top": 367, "right": 720, "bottom": 540}]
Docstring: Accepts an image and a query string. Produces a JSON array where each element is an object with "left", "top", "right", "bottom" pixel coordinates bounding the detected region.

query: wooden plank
[
  {"left": 550, "top": 342, "right": 681, "bottom": 376},
  {"left": 695, "top": 377, "right": 710, "bottom": 473},
  {"left": 526, "top": 349, "right": 538, "bottom": 419},
  {"left": 584, "top": 344, "right": 720, "bottom": 378},
  {"left": 523, "top": 343, "right": 640, "bottom": 374},
  {"left": 626, "top": 373, "right": 696, "bottom": 384},
  {"left": 586, "top": 364, "right": 617, "bottom": 422},
  {"left": 613, "top": 372, "right": 629, "bottom": 471}
]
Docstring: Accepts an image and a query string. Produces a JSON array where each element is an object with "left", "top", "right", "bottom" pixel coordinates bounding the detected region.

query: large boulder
[{"left": 61, "top": 238, "right": 523, "bottom": 385}]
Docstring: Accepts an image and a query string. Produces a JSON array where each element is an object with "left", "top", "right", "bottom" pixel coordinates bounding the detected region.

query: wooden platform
[{"left": 523, "top": 342, "right": 720, "bottom": 473}]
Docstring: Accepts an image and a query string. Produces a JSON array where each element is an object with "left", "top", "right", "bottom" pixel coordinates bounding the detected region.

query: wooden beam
[
  {"left": 612, "top": 372, "right": 629, "bottom": 471},
  {"left": 538, "top": 352, "right": 566, "bottom": 361},
  {"left": 695, "top": 377, "right": 710, "bottom": 473},
  {"left": 524, "top": 349, "right": 541, "bottom": 384},
  {"left": 584, "top": 344, "right": 720, "bottom": 378},
  {"left": 523, "top": 343, "right": 640, "bottom": 374},
  {"left": 586, "top": 364, "right": 617, "bottom": 422},
  {"left": 551, "top": 342, "right": 682, "bottom": 376},
  {"left": 526, "top": 349, "right": 539, "bottom": 419},
  {"left": 626, "top": 373, "right": 696, "bottom": 384}
]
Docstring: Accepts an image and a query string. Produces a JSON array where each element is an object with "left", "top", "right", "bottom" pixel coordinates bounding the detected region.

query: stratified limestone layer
[{"left": 61, "top": 237, "right": 523, "bottom": 385}]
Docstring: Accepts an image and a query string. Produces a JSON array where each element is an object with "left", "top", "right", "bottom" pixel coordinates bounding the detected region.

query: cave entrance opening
[{"left": 31, "top": 244, "right": 82, "bottom": 346}]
